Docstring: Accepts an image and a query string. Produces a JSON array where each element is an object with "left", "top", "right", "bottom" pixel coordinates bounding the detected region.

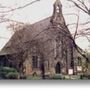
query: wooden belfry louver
[{"left": 0, "top": 0, "right": 87, "bottom": 78}]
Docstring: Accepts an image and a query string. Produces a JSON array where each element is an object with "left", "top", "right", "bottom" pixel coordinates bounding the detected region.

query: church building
[{"left": 0, "top": 0, "right": 87, "bottom": 77}]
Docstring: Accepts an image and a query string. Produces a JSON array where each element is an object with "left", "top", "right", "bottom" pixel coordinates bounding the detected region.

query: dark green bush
[
  {"left": 6, "top": 72, "right": 19, "bottom": 79},
  {"left": 0, "top": 67, "right": 19, "bottom": 79},
  {"left": 2, "top": 67, "right": 17, "bottom": 72},
  {"left": 80, "top": 75, "right": 90, "bottom": 79},
  {"left": 52, "top": 74, "right": 62, "bottom": 79}
]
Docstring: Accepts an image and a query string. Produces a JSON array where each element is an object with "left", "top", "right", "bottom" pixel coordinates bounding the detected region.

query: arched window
[
  {"left": 56, "top": 6, "right": 59, "bottom": 13},
  {"left": 77, "top": 57, "right": 82, "bottom": 66},
  {"left": 70, "top": 60, "right": 74, "bottom": 68},
  {"left": 32, "top": 56, "right": 38, "bottom": 68}
]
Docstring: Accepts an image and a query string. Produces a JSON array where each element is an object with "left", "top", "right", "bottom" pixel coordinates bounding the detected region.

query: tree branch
[{"left": 0, "top": 0, "right": 40, "bottom": 13}]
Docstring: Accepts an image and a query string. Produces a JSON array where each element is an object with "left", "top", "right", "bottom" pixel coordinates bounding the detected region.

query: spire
[{"left": 50, "top": 0, "right": 65, "bottom": 27}]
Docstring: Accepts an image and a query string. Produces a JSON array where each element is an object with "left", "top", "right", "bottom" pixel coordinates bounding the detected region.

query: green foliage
[
  {"left": 0, "top": 67, "right": 19, "bottom": 79},
  {"left": 6, "top": 72, "right": 19, "bottom": 79},
  {"left": 52, "top": 74, "right": 62, "bottom": 79},
  {"left": 80, "top": 75, "right": 90, "bottom": 79},
  {"left": 51, "top": 75, "right": 81, "bottom": 80},
  {"left": 26, "top": 76, "right": 41, "bottom": 80}
]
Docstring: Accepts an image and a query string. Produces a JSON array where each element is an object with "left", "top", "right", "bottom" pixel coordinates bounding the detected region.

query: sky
[{"left": 0, "top": 0, "right": 90, "bottom": 51}]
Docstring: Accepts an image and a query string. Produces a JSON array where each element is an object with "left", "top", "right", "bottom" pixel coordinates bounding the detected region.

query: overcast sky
[{"left": 0, "top": 0, "right": 90, "bottom": 51}]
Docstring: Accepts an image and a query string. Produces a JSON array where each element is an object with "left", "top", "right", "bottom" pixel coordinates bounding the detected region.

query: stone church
[{"left": 0, "top": 0, "right": 87, "bottom": 77}]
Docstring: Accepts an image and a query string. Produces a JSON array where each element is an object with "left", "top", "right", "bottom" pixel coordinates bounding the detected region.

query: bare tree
[
  {"left": 66, "top": 0, "right": 90, "bottom": 46},
  {"left": 0, "top": 0, "right": 40, "bottom": 24},
  {"left": 68, "top": 0, "right": 90, "bottom": 15}
]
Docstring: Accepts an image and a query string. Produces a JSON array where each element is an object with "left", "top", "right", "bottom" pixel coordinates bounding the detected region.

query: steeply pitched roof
[{"left": 0, "top": 17, "right": 53, "bottom": 55}]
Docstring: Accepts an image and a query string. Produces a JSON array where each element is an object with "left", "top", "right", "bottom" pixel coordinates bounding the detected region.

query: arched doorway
[
  {"left": 40, "top": 62, "right": 45, "bottom": 79},
  {"left": 55, "top": 62, "right": 61, "bottom": 74}
]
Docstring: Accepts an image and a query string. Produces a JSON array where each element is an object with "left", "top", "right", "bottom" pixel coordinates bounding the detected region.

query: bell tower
[{"left": 50, "top": 0, "right": 65, "bottom": 27}]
